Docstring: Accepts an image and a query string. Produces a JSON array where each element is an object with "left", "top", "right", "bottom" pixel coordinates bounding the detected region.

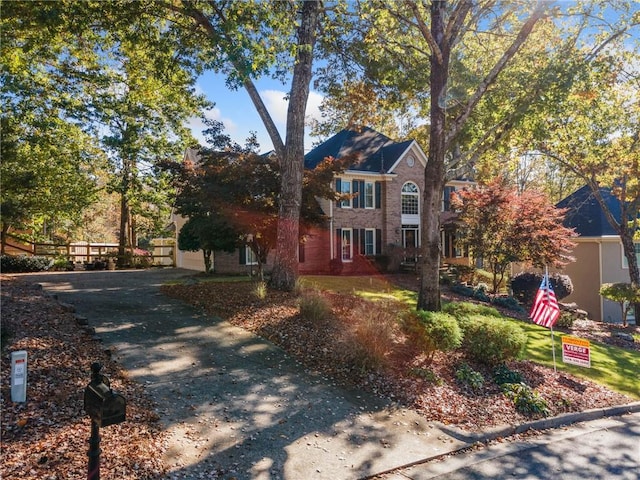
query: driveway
[{"left": 23, "top": 269, "right": 467, "bottom": 480}]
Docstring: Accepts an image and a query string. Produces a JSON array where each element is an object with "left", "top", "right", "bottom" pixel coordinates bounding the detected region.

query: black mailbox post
[{"left": 84, "top": 363, "right": 126, "bottom": 480}]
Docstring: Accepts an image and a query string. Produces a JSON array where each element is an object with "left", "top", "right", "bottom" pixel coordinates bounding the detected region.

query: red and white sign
[{"left": 562, "top": 336, "right": 591, "bottom": 368}]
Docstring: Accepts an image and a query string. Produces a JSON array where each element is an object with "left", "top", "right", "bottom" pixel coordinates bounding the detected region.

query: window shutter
[
  {"left": 336, "top": 228, "right": 342, "bottom": 259},
  {"left": 376, "top": 229, "right": 382, "bottom": 255},
  {"left": 352, "top": 180, "right": 359, "bottom": 208},
  {"left": 299, "top": 242, "right": 305, "bottom": 263},
  {"left": 336, "top": 178, "right": 342, "bottom": 208},
  {"left": 359, "top": 229, "right": 366, "bottom": 254},
  {"left": 239, "top": 247, "right": 246, "bottom": 264},
  {"left": 375, "top": 182, "right": 381, "bottom": 209},
  {"left": 359, "top": 181, "right": 365, "bottom": 208}
]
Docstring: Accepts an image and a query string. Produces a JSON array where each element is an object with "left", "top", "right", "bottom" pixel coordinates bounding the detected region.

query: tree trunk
[
  {"left": 269, "top": 0, "right": 320, "bottom": 291},
  {"left": 417, "top": 1, "right": 449, "bottom": 311},
  {"left": 118, "top": 191, "right": 129, "bottom": 267},
  {"left": 620, "top": 230, "right": 640, "bottom": 325}
]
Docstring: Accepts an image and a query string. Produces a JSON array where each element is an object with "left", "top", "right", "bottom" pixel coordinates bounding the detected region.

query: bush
[
  {"left": 404, "top": 310, "right": 462, "bottom": 365},
  {"left": 408, "top": 367, "right": 443, "bottom": 385},
  {"left": 555, "top": 311, "right": 575, "bottom": 328},
  {"left": 1, "top": 255, "right": 53, "bottom": 273},
  {"left": 299, "top": 290, "right": 331, "bottom": 322},
  {"left": 493, "top": 364, "right": 524, "bottom": 385},
  {"left": 450, "top": 283, "right": 491, "bottom": 302},
  {"left": 253, "top": 281, "right": 268, "bottom": 300},
  {"left": 350, "top": 302, "right": 398, "bottom": 370},
  {"left": 491, "top": 295, "right": 526, "bottom": 313},
  {"left": 461, "top": 315, "right": 527, "bottom": 366},
  {"left": 455, "top": 363, "right": 484, "bottom": 391},
  {"left": 501, "top": 383, "right": 549, "bottom": 417},
  {"left": 511, "top": 272, "right": 573, "bottom": 306}
]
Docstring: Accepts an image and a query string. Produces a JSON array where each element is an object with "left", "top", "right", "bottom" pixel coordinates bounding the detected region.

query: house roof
[
  {"left": 304, "top": 127, "right": 414, "bottom": 173},
  {"left": 556, "top": 185, "right": 622, "bottom": 237}
]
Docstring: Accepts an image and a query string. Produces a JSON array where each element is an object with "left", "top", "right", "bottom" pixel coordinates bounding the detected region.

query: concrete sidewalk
[{"left": 23, "top": 269, "right": 640, "bottom": 480}]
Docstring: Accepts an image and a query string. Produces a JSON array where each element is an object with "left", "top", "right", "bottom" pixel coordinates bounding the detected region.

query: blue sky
[{"left": 189, "top": 71, "right": 324, "bottom": 153}]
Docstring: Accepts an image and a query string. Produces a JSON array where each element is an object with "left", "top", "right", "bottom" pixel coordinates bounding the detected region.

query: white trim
[
  {"left": 386, "top": 141, "right": 428, "bottom": 173},
  {"left": 341, "top": 228, "right": 353, "bottom": 262},
  {"left": 364, "top": 181, "right": 374, "bottom": 209},
  {"left": 364, "top": 228, "right": 376, "bottom": 256}
]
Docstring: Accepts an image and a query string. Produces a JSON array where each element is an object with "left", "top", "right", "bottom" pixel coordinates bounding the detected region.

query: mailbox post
[{"left": 84, "top": 363, "right": 126, "bottom": 480}]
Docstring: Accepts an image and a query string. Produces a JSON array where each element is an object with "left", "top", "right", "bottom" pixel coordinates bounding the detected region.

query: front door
[{"left": 402, "top": 225, "right": 419, "bottom": 262}]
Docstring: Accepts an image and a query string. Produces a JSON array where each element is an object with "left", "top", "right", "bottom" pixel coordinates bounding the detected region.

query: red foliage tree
[{"left": 452, "top": 177, "right": 576, "bottom": 293}]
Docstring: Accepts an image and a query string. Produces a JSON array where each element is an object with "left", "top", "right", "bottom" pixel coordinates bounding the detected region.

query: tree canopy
[{"left": 452, "top": 177, "right": 576, "bottom": 293}]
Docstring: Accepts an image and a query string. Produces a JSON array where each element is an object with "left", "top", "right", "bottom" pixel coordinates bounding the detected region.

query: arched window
[{"left": 401, "top": 182, "right": 419, "bottom": 215}]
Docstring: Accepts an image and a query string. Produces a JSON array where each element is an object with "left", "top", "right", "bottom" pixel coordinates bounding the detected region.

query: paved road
[
  {"left": 22, "top": 269, "right": 470, "bottom": 480},
  {"left": 381, "top": 413, "right": 640, "bottom": 480}
]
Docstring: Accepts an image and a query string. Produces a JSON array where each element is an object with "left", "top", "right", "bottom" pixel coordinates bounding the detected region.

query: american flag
[{"left": 530, "top": 273, "right": 560, "bottom": 328}]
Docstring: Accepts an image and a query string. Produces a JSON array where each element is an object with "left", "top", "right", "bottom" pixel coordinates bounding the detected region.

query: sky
[
  {"left": 189, "top": 70, "right": 325, "bottom": 153},
  {"left": 187, "top": 1, "right": 639, "bottom": 155}
]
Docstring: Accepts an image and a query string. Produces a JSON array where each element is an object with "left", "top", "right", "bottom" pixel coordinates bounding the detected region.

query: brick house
[{"left": 173, "top": 127, "right": 472, "bottom": 274}]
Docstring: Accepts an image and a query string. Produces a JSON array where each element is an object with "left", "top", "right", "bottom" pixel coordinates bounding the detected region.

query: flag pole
[{"left": 546, "top": 265, "right": 557, "bottom": 373}]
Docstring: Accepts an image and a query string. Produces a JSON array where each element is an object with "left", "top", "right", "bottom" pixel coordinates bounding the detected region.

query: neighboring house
[
  {"left": 554, "top": 185, "right": 639, "bottom": 323},
  {"left": 173, "top": 128, "right": 473, "bottom": 274}
]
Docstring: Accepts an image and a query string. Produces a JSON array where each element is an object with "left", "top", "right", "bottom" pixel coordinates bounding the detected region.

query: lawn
[{"left": 302, "top": 275, "right": 640, "bottom": 399}]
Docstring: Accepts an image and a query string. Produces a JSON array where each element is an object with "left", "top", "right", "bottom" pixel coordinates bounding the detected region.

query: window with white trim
[
  {"left": 340, "top": 179, "right": 352, "bottom": 208},
  {"left": 402, "top": 182, "right": 419, "bottom": 215},
  {"left": 341, "top": 228, "right": 353, "bottom": 261},
  {"left": 364, "top": 228, "right": 376, "bottom": 255},
  {"left": 622, "top": 242, "right": 640, "bottom": 269},
  {"left": 244, "top": 246, "right": 258, "bottom": 265},
  {"left": 364, "top": 182, "right": 374, "bottom": 209}
]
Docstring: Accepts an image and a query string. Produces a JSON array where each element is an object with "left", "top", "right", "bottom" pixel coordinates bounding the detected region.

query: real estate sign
[{"left": 562, "top": 336, "right": 591, "bottom": 368}]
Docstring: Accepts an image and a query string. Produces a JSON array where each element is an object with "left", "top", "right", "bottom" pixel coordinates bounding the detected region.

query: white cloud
[
  {"left": 262, "top": 89, "right": 289, "bottom": 126},
  {"left": 305, "top": 91, "right": 324, "bottom": 123},
  {"left": 186, "top": 107, "right": 238, "bottom": 146}
]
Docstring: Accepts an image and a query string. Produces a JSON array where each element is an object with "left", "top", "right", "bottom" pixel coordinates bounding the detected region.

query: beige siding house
[{"left": 553, "top": 185, "right": 638, "bottom": 324}]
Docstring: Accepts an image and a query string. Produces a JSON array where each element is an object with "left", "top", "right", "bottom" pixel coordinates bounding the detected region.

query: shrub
[
  {"left": 455, "top": 363, "right": 484, "bottom": 391},
  {"left": 450, "top": 283, "right": 491, "bottom": 302},
  {"left": 461, "top": 315, "right": 527, "bottom": 366},
  {"left": 299, "top": 290, "right": 331, "bottom": 322},
  {"left": 493, "top": 364, "right": 524, "bottom": 385},
  {"left": 491, "top": 295, "right": 526, "bottom": 313},
  {"left": 511, "top": 272, "right": 573, "bottom": 306},
  {"left": 599, "top": 282, "right": 640, "bottom": 327},
  {"left": 404, "top": 310, "right": 462, "bottom": 365},
  {"left": 253, "top": 281, "right": 268, "bottom": 300},
  {"left": 501, "top": 383, "right": 549, "bottom": 417},
  {"left": 408, "top": 367, "right": 443, "bottom": 385},
  {"left": 1, "top": 255, "right": 53, "bottom": 273},
  {"left": 350, "top": 302, "right": 398, "bottom": 370},
  {"left": 555, "top": 311, "right": 575, "bottom": 328}
]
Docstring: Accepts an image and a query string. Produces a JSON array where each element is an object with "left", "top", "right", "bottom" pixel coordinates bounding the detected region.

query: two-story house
[{"left": 173, "top": 127, "right": 472, "bottom": 274}]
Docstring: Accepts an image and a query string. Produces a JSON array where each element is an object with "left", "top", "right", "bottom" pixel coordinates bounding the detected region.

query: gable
[
  {"left": 557, "top": 185, "right": 621, "bottom": 237},
  {"left": 304, "top": 127, "right": 420, "bottom": 173}
]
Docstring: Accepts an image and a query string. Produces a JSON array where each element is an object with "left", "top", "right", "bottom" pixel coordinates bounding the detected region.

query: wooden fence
[{"left": 2, "top": 233, "right": 175, "bottom": 266}]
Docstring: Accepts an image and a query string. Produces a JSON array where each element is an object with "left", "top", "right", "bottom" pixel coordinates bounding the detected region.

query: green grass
[
  {"left": 515, "top": 320, "right": 640, "bottom": 399},
  {"left": 300, "top": 275, "right": 417, "bottom": 303},
  {"left": 173, "top": 274, "right": 639, "bottom": 399}
]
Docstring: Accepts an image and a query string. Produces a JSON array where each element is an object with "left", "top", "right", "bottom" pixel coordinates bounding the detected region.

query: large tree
[
  {"left": 1, "top": 1, "right": 207, "bottom": 257},
  {"left": 142, "top": 0, "right": 323, "bottom": 289},
  {"left": 317, "top": 1, "right": 638, "bottom": 311},
  {"left": 538, "top": 34, "right": 640, "bottom": 316},
  {"left": 163, "top": 121, "right": 348, "bottom": 277}
]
